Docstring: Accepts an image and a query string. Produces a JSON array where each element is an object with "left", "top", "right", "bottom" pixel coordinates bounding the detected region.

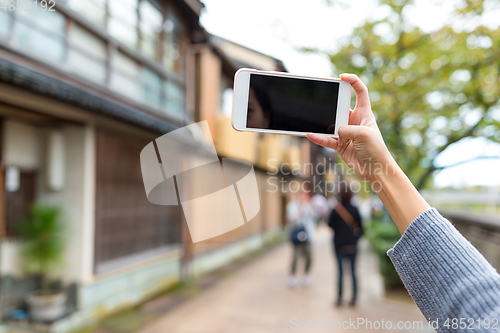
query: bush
[
  {"left": 18, "top": 205, "right": 65, "bottom": 293},
  {"left": 365, "top": 215, "right": 404, "bottom": 289}
]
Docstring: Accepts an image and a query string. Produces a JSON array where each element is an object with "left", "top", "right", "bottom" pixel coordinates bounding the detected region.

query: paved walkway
[{"left": 137, "top": 226, "right": 433, "bottom": 333}]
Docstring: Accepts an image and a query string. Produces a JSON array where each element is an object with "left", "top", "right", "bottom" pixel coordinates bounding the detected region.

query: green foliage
[
  {"left": 365, "top": 216, "right": 403, "bottom": 288},
  {"left": 17, "top": 205, "right": 65, "bottom": 292},
  {"left": 312, "top": 0, "right": 500, "bottom": 189}
]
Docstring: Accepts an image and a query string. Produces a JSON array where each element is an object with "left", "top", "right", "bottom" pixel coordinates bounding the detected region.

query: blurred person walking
[
  {"left": 287, "top": 190, "right": 317, "bottom": 287},
  {"left": 329, "top": 182, "right": 362, "bottom": 307}
]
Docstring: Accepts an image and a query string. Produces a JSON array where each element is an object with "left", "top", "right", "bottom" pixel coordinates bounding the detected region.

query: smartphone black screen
[{"left": 247, "top": 73, "right": 340, "bottom": 134}]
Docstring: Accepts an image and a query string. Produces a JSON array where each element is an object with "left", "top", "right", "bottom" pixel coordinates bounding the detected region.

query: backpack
[{"left": 290, "top": 225, "right": 309, "bottom": 244}]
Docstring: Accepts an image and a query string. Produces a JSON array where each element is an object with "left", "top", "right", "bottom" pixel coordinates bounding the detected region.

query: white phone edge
[{"left": 231, "top": 68, "right": 351, "bottom": 138}]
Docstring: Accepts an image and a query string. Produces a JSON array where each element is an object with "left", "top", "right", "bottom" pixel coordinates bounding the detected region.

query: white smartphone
[{"left": 232, "top": 68, "right": 351, "bottom": 137}]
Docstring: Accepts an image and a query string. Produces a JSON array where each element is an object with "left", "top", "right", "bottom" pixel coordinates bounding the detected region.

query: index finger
[
  {"left": 306, "top": 133, "right": 339, "bottom": 150},
  {"left": 340, "top": 73, "right": 371, "bottom": 109}
]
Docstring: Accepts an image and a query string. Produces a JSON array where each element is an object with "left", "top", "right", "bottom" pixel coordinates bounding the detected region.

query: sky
[{"left": 200, "top": 0, "right": 500, "bottom": 189}]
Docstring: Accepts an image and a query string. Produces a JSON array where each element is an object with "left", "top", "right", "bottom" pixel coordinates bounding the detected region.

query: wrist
[
  {"left": 372, "top": 162, "right": 406, "bottom": 197},
  {"left": 370, "top": 158, "right": 431, "bottom": 234},
  {"left": 365, "top": 153, "right": 400, "bottom": 186}
]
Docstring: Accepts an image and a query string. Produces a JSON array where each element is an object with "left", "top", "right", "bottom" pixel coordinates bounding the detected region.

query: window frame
[
  {"left": 67, "top": 21, "right": 108, "bottom": 84},
  {"left": 139, "top": 0, "right": 164, "bottom": 62},
  {"left": 0, "top": 0, "right": 189, "bottom": 121},
  {"left": 10, "top": 9, "right": 68, "bottom": 65}
]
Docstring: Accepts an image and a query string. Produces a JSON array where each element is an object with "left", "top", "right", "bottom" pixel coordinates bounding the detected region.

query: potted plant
[{"left": 18, "top": 205, "right": 67, "bottom": 322}]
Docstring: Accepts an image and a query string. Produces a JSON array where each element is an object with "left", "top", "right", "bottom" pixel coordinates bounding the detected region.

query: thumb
[{"left": 337, "top": 125, "right": 370, "bottom": 147}]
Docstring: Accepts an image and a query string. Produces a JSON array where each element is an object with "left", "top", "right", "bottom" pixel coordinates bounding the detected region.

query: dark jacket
[{"left": 328, "top": 201, "right": 363, "bottom": 250}]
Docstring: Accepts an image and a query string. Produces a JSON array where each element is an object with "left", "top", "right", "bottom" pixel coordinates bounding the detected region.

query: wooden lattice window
[{"left": 94, "top": 129, "right": 182, "bottom": 273}]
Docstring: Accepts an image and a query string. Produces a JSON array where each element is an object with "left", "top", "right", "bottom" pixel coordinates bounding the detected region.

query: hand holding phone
[
  {"left": 307, "top": 73, "right": 392, "bottom": 184},
  {"left": 232, "top": 69, "right": 351, "bottom": 137},
  {"left": 307, "top": 73, "right": 432, "bottom": 235}
]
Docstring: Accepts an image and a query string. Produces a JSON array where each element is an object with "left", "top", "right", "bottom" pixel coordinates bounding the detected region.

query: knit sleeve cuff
[
  {"left": 386, "top": 207, "right": 500, "bottom": 326},
  {"left": 387, "top": 207, "right": 444, "bottom": 259}
]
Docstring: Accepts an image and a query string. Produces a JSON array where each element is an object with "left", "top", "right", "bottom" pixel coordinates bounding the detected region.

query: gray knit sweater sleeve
[{"left": 387, "top": 208, "right": 500, "bottom": 332}]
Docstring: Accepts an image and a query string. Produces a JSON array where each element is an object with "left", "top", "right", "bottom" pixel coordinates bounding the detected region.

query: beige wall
[
  {"left": 36, "top": 124, "right": 96, "bottom": 284},
  {"left": 281, "top": 136, "right": 301, "bottom": 167},
  {"left": 261, "top": 174, "right": 284, "bottom": 231},
  {"left": 197, "top": 46, "right": 260, "bottom": 164},
  {"left": 190, "top": 169, "right": 274, "bottom": 257},
  {"left": 215, "top": 116, "right": 258, "bottom": 163},
  {"left": 3, "top": 120, "right": 41, "bottom": 169},
  {"left": 0, "top": 120, "right": 41, "bottom": 276},
  {"left": 257, "top": 134, "right": 283, "bottom": 171},
  {"left": 300, "top": 138, "right": 311, "bottom": 177},
  {"left": 197, "top": 48, "right": 221, "bottom": 142},
  {"left": 0, "top": 120, "right": 95, "bottom": 284}
]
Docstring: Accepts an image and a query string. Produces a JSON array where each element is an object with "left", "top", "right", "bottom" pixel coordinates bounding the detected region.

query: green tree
[{"left": 307, "top": 0, "right": 500, "bottom": 189}]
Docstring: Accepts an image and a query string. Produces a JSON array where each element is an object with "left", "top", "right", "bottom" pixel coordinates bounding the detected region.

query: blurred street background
[{"left": 0, "top": 0, "right": 499, "bottom": 332}]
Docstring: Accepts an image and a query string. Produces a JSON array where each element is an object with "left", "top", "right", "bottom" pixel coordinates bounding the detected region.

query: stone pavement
[{"left": 137, "top": 225, "right": 434, "bottom": 333}]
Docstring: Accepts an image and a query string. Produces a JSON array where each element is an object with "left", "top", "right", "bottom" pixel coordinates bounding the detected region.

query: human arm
[
  {"left": 388, "top": 209, "right": 500, "bottom": 331},
  {"left": 307, "top": 74, "right": 500, "bottom": 328}
]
